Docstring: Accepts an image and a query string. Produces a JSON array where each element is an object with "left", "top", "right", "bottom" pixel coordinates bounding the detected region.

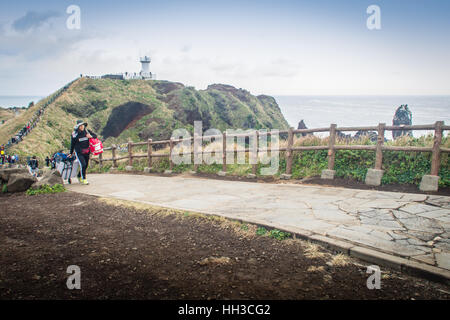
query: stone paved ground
[{"left": 67, "top": 174, "right": 450, "bottom": 272}]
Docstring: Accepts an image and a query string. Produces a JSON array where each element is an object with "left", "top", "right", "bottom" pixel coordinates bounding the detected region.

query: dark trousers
[{"left": 75, "top": 152, "right": 90, "bottom": 179}]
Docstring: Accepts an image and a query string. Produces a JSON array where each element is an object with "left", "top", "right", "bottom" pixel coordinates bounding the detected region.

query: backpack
[
  {"left": 54, "top": 152, "right": 67, "bottom": 162},
  {"left": 30, "top": 159, "right": 38, "bottom": 169},
  {"left": 89, "top": 138, "right": 103, "bottom": 155}
]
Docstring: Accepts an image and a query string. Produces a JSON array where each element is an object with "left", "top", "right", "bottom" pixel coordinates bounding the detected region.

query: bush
[
  {"left": 256, "top": 227, "right": 267, "bottom": 236},
  {"left": 26, "top": 184, "right": 65, "bottom": 195},
  {"left": 268, "top": 229, "right": 291, "bottom": 241}
]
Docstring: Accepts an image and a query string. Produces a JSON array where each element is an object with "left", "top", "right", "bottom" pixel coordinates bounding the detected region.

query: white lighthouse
[{"left": 140, "top": 56, "right": 151, "bottom": 78}]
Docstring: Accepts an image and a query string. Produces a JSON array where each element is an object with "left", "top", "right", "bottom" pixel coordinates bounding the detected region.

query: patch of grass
[
  {"left": 268, "top": 229, "right": 291, "bottom": 241},
  {"left": 240, "top": 223, "right": 249, "bottom": 231},
  {"left": 26, "top": 184, "right": 65, "bottom": 195},
  {"left": 256, "top": 226, "right": 267, "bottom": 236},
  {"left": 303, "top": 242, "right": 327, "bottom": 259},
  {"left": 307, "top": 266, "right": 325, "bottom": 273},
  {"left": 255, "top": 227, "right": 291, "bottom": 240},
  {"left": 329, "top": 253, "right": 351, "bottom": 267}
]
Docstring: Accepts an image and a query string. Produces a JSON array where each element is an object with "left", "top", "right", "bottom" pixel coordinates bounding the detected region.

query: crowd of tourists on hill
[{"left": 3, "top": 79, "right": 77, "bottom": 152}]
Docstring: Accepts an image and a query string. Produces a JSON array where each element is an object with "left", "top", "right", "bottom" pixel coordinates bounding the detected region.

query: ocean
[
  {"left": 274, "top": 95, "right": 450, "bottom": 139},
  {"left": 0, "top": 96, "right": 44, "bottom": 109}
]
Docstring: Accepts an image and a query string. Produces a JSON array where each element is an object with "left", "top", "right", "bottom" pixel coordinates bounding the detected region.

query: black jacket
[
  {"left": 70, "top": 128, "right": 97, "bottom": 155},
  {"left": 28, "top": 159, "right": 38, "bottom": 169}
]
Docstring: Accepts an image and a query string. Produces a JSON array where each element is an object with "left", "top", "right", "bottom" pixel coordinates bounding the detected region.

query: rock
[
  {"left": 32, "top": 170, "right": 63, "bottom": 189},
  {"left": 297, "top": 120, "right": 312, "bottom": 137},
  {"left": 354, "top": 130, "right": 378, "bottom": 142},
  {"left": 392, "top": 104, "right": 412, "bottom": 139},
  {"left": 7, "top": 173, "right": 37, "bottom": 192},
  {"left": 40, "top": 167, "right": 52, "bottom": 177},
  {"left": 0, "top": 168, "right": 28, "bottom": 182},
  {"left": 321, "top": 169, "right": 335, "bottom": 180},
  {"left": 336, "top": 130, "right": 352, "bottom": 140}
]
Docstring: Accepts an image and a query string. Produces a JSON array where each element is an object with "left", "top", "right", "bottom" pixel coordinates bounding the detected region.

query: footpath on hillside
[{"left": 66, "top": 173, "right": 450, "bottom": 280}]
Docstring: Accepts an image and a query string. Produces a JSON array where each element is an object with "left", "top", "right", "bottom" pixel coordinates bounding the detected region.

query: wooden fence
[{"left": 93, "top": 121, "right": 449, "bottom": 178}]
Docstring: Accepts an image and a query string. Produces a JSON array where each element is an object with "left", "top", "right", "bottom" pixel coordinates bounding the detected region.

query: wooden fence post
[
  {"left": 147, "top": 139, "right": 152, "bottom": 168},
  {"left": 169, "top": 138, "right": 174, "bottom": 171},
  {"left": 431, "top": 121, "right": 444, "bottom": 176},
  {"left": 222, "top": 131, "right": 227, "bottom": 173},
  {"left": 252, "top": 131, "right": 259, "bottom": 175},
  {"left": 112, "top": 144, "right": 117, "bottom": 168},
  {"left": 99, "top": 152, "right": 103, "bottom": 169},
  {"left": 327, "top": 124, "right": 337, "bottom": 170},
  {"left": 128, "top": 140, "right": 133, "bottom": 166},
  {"left": 286, "top": 127, "right": 294, "bottom": 175},
  {"left": 375, "top": 123, "right": 385, "bottom": 170}
]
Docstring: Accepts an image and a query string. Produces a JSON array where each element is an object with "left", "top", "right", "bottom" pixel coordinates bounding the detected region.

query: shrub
[
  {"left": 256, "top": 227, "right": 267, "bottom": 236},
  {"left": 26, "top": 184, "right": 65, "bottom": 195},
  {"left": 268, "top": 229, "right": 291, "bottom": 241}
]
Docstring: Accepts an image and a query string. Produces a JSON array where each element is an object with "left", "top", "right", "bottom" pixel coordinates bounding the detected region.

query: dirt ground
[{"left": 1, "top": 191, "right": 449, "bottom": 300}]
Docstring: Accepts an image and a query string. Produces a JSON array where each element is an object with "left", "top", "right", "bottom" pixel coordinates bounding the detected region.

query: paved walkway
[{"left": 67, "top": 174, "right": 450, "bottom": 275}]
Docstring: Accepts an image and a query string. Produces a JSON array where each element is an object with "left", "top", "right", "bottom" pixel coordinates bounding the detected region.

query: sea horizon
[{"left": 0, "top": 96, "right": 44, "bottom": 109}]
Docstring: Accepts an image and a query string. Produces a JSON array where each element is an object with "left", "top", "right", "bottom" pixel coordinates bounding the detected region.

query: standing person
[
  {"left": 69, "top": 120, "right": 97, "bottom": 185},
  {"left": 28, "top": 156, "right": 39, "bottom": 177},
  {"left": 45, "top": 156, "right": 50, "bottom": 167}
]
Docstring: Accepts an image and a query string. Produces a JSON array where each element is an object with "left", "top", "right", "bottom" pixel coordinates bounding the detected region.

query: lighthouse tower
[{"left": 140, "top": 56, "right": 151, "bottom": 79}]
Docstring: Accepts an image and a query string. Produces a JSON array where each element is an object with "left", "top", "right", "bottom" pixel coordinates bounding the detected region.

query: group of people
[
  {"left": 5, "top": 107, "right": 44, "bottom": 149},
  {"left": 3, "top": 78, "right": 76, "bottom": 153},
  {"left": 2, "top": 119, "right": 96, "bottom": 186},
  {"left": 0, "top": 146, "right": 19, "bottom": 166}
]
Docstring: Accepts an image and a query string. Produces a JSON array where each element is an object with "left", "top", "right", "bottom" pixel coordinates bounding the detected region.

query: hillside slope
[
  {"left": 1, "top": 78, "right": 289, "bottom": 158},
  {"left": 0, "top": 108, "right": 25, "bottom": 124}
]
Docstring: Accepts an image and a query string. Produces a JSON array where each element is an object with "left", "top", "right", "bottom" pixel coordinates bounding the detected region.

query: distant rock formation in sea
[
  {"left": 297, "top": 120, "right": 312, "bottom": 136},
  {"left": 392, "top": 104, "right": 412, "bottom": 139}
]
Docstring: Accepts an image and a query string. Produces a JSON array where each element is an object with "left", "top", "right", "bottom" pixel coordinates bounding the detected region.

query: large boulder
[
  {"left": 31, "top": 170, "right": 63, "bottom": 189},
  {"left": 7, "top": 173, "right": 37, "bottom": 192},
  {"left": 0, "top": 168, "right": 29, "bottom": 182}
]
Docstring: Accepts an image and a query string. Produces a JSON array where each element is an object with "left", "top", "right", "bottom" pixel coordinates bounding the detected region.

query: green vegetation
[
  {"left": 256, "top": 227, "right": 267, "bottom": 236},
  {"left": 88, "top": 132, "right": 449, "bottom": 187},
  {"left": 26, "top": 184, "right": 66, "bottom": 195},
  {"left": 240, "top": 223, "right": 249, "bottom": 231},
  {"left": 2, "top": 184, "right": 7, "bottom": 193},
  {"left": 268, "top": 229, "right": 291, "bottom": 241},
  {"left": 254, "top": 226, "right": 291, "bottom": 240}
]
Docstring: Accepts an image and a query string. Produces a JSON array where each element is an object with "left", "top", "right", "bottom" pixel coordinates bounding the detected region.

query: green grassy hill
[{"left": 0, "top": 78, "right": 290, "bottom": 158}]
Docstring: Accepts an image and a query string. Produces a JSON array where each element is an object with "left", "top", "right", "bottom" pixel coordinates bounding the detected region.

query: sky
[{"left": 0, "top": 0, "right": 449, "bottom": 96}]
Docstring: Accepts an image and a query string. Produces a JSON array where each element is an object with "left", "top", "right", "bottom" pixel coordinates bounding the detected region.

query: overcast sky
[{"left": 1, "top": 0, "right": 449, "bottom": 96}]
